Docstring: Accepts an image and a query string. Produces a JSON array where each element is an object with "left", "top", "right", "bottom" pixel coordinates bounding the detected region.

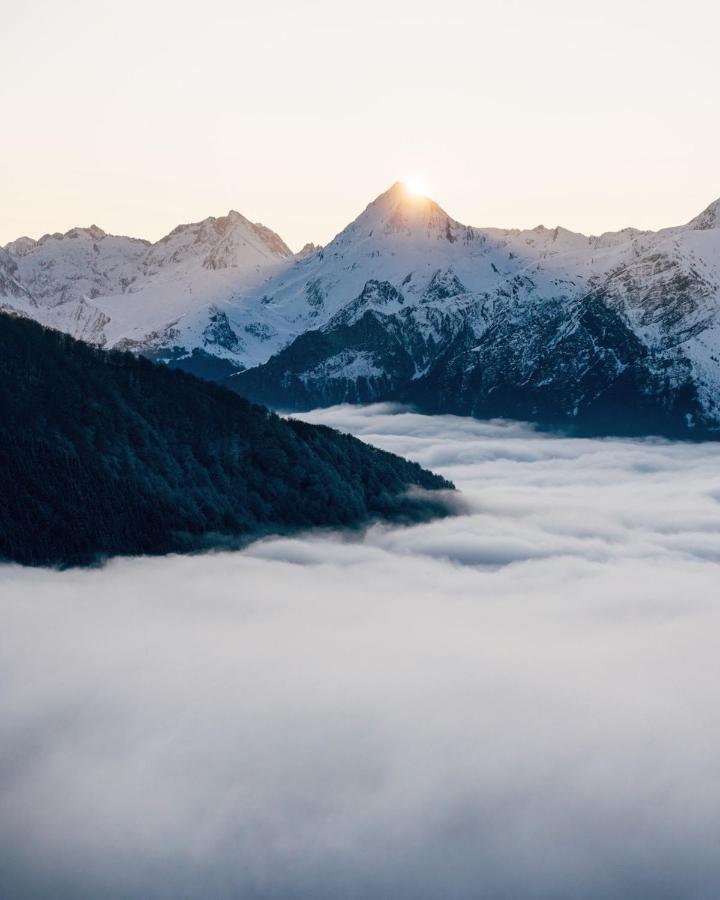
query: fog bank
[{"left": 3, "top": 405, "right": 720, "bottom": 898}]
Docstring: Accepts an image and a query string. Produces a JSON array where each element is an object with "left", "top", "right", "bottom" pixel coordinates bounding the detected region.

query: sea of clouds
[{"left": 3, "top": 404, "right": 720, "bottom": 899}]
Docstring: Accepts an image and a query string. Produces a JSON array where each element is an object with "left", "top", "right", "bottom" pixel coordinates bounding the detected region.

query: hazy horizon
[{"left": 3, "top": 0, "right": 719, "bottom": 250}]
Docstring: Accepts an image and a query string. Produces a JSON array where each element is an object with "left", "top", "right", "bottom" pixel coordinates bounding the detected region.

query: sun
[{"left": 403, "top": 175, "right": 430, "bottom": 198}]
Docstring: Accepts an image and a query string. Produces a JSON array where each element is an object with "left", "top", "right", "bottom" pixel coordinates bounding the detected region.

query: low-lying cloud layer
[{"left": 3, "top": 405, "right": 720, "bottom": 899}]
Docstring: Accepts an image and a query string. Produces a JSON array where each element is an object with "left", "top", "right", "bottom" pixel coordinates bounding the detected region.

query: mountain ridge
[
  {"left": 0, "top": 310, "right": 452, "bottom": 567},
  {"left": 4, "top": 185, "right": 720, "bottom": 437}
]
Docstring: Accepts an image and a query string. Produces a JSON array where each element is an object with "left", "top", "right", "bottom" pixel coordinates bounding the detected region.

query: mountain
[
  {"left": 224, "top": 186, "right": 720, "bottom": 437},
  {"left": 3, "top": 225, "right": 151, "bottom": 344},
  {"left": 0, "top": 311, "right": 452, "bottom": 567},
  {"left": 1, "top": 211, "right": 293, "bottom": 375},
  {"left": 5, "top": 185, "right": 720, "bottom": 437}
]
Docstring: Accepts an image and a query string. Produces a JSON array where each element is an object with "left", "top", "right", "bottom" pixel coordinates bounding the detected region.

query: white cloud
[{"left": 3, "top": 405, "right": 720, "bottom": 898}]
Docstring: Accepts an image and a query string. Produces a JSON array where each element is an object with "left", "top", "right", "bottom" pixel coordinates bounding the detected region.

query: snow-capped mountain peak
[
  {"left": 686, "top": 197, "right": 720, "bottom": 231},
  {"left": 143, "top": 211, "right": 292, "bottom": 274},
  {"left": 34, "top": 224, "right": 110, "bottom": 245},
  {"left": 331, "top": 182, "right": 477, "bottom": 248},
  {"left": 4, "top": 236, "right": 36, "bottom": 256},
  {"left": 0, "top": 208, "right": 294, "bottom": 352},
  {"left": 64, "top": 224, "right": 107, "bottom": 240},
  {"left": 6, "top": 226, "right": 149, "bottom": 311},
  {"left": 296, "top": 242, "right": 322, "bottom": 258}
]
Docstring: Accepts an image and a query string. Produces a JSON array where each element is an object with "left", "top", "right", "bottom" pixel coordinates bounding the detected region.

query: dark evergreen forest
[{"left": 0, "top": 313, "right": 453, "bottom": 566}]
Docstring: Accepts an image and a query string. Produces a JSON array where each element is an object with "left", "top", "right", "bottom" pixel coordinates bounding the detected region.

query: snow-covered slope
[
  {"left": 5, "top": 185, "right": 720, "bottom": 436},
  {"left": 12, "top": 226, "right": 148, "bottom": 306},
  {"left": 90, "top": 212, "right": 292, "bottom": 367},
  {"left": 3, "top": 226, "right": 150, "bottom": 343},
  {"left": 0, "top": 248, "right": 33, "bottom": 312},
  {"left": 225, "top": 185, "right": 720, "bottom": 436},
  {"left": 1, "top": 212, "right": 292, "bottom": 361}
]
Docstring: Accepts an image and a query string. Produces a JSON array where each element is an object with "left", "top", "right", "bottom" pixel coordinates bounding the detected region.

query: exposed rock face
[{"left": 0, "top": 248, "right": 32, "bottom": 302}]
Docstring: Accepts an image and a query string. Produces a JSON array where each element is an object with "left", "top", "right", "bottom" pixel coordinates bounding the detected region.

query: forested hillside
[{"left": 0, "top": 312, "right": 452, "bottom": 566}]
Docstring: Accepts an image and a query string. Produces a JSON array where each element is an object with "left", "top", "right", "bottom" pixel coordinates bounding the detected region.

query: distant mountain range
[
  {"left": 4, "top": 185, "right": 720, "bottom": 436},
  {"left": 0, "top": 311, "right": 451, "bottom": 566}
]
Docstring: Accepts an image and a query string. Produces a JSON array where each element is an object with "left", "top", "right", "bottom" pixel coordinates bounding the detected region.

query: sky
[
  {"left": 2, "top": 0, "right": 719, "bottom": 249},
  {"left": 4, "top": 405, "right": 720, "bottom": 898}
]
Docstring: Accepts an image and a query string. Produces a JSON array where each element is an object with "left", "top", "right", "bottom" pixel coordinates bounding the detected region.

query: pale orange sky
[{"left": 2, "top": 0, "right": 719, "bottom": 251}]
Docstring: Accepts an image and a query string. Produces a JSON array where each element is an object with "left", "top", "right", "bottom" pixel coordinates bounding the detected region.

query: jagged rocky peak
[
  {"left": 296, "top": 242, "right": 322, "bottom": 258},
  {"left": 4, "top": 236, "right": 36, "bottom": 256},
  {"left": 36, "top": 225, "right": 108, "bottom": 245},
  {"left": 423, "top": 268, "right": 467, "bottom": 301},
  {"left": 331, "top": 182, "right": 477, "bottom": 247},
  {"left": 145, "top": 210, "right": 292, "bottom": 272},
  {"left": 686, "top": 198, "right": 720, "bottom": 231},
  {"left": 66, "top": 224, "right": 107, "bottom": 240}
]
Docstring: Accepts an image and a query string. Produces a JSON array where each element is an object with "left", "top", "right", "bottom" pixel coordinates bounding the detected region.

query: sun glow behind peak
[{"left": 403, "top": 175, "right": 430, "bottom": 198}]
